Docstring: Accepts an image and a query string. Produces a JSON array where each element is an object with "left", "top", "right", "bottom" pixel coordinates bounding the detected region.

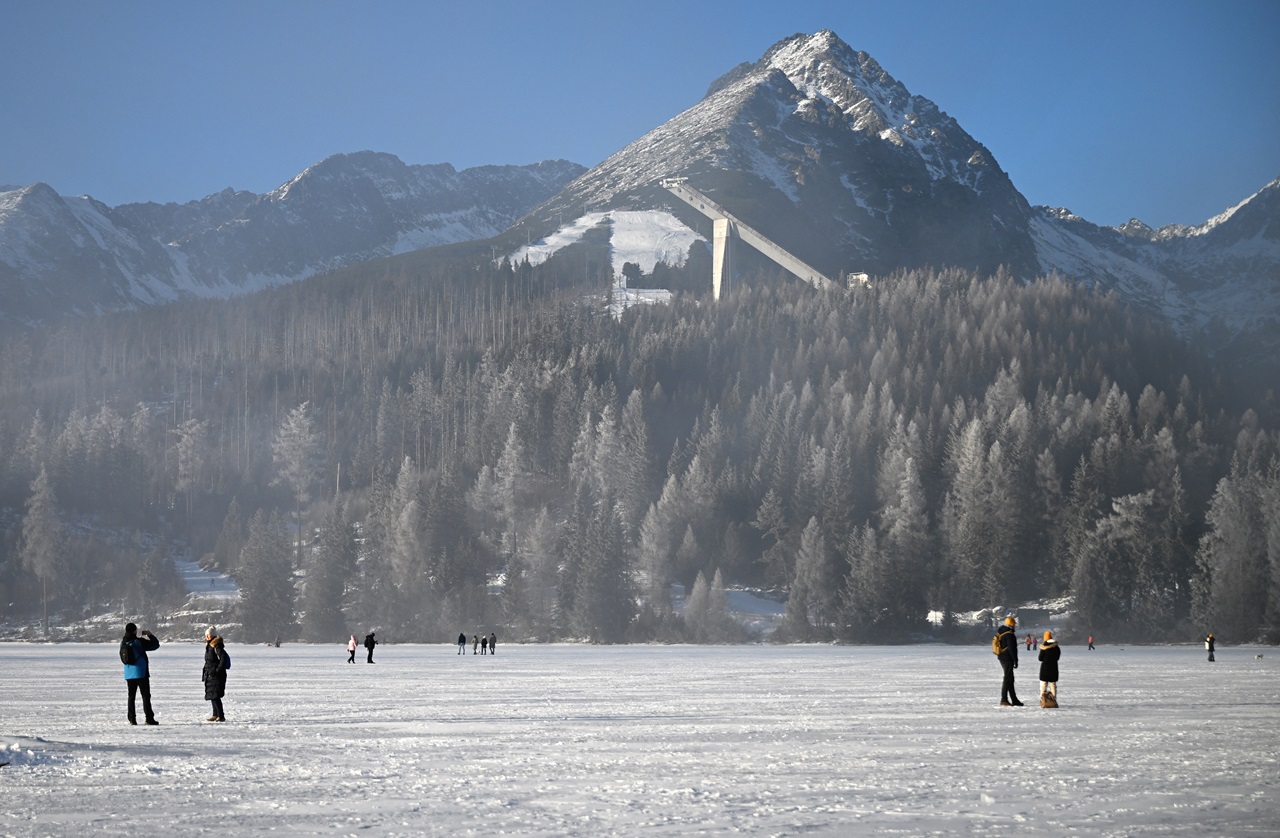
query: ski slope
[{"left": 3, "top": 642, "right": 1275, "bottom": 835}]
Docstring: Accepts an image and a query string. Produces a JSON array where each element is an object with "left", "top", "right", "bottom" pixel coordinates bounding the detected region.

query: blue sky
[{"left": 2, "top": 0, "right": 1277, "bottom": 228}]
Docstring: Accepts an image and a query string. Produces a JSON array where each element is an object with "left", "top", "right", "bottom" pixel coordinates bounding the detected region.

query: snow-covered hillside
[{"left": 509, "top": 209, "right": 703, "bottom": 277}]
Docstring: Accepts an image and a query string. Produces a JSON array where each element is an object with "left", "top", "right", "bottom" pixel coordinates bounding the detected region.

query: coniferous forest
[{"left": 2, "top": 248, "right": 1278, "bottom": 644}]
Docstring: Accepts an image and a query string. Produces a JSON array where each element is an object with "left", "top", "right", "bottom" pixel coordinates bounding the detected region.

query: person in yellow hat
[
  {"left": 996, "top": 615, "right": 1023, "bottom": 706},
  {"left": 1038, "top": 630, "right": 1060, "bottom": 707}
]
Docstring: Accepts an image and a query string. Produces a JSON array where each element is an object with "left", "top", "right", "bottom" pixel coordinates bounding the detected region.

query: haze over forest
[{"left": 2, "top": 29, "right": 1278, "bottom": 648}]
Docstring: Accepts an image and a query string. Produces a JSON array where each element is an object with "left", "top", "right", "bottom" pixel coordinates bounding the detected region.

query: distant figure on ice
[
  {"left": 364, "top": 631, "right": 377, "bottom": 664},
  {"left": 120, "top": 622, "right": 161, "bottom": 725},
  {"left": 489, "top": 632, "right": 497, "bottom": 656},
  {"left": 473, "top": 634, "right": 479, "bottom": 655},
  {"left": 347, "top": 634, "right": 357, "bottom": 664},
  {"left": 202, "top": 626, "right": 228, "bottom": 722},
  {"left": 457, "top": 632, "right": 467, "bottom": 655},
  {"left": 1206, "top": 633, "right": 1216, "bottom": 662},
  {"left": 480, "top": 635, "right": 488, "bottom": 655},
  {"left": 1026, "top": 634, "right": 1034, "bottom": 651},
  {"left": 1088, "top": 634, "right": 1095, "bottom": 650},
  {"left": 1038, "top": 631, "right": 1060, "bottom": 708},
  {"left": 996, "top": 616, "right": 1023, "bottom": 706}
]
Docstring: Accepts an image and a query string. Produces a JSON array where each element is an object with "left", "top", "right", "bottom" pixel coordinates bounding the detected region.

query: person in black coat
[
  {"left": 996, "top": 616, "right": 1023, "bottom": 706},
  {"left": 457, "top": 632, "right": 467, "bottom": 655},
  {"left": 364, "top": 631, "right": 377, "bottom": 663},
  {"left": 1206, "top": 632, "right": 1216, "bottom": 662},
  {"left": 1038, "top": 630, "right": 1061, "bottom": 705},
  {"left": 202, "top": 626, "right": 228, "bottom": 722}
]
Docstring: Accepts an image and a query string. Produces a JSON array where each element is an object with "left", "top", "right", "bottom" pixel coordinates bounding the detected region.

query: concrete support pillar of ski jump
[
  {"left": 662, "top": 177, "right": 840, "bottom": 302},
  {"left": 713, "top": 218, "right": 734, "bottom": 301}
]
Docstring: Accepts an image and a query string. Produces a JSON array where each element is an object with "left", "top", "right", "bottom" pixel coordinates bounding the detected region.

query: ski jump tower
[{"left": 661, "top": 178, "right": 839, "bottom": 300}]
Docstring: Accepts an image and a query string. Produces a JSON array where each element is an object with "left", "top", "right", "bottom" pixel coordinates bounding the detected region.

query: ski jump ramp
[{"left": 661, "top": 178, "right": 840, "bottom": 300}]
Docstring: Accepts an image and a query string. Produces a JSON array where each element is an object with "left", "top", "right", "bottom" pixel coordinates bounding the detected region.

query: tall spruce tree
[
  {"left": 272, "top": 402, "right": 324, "bottom": 569},
  {"left": 302, "top": 504, "right": 357, "bottom": 641},
  {"left": 237, "top": 510, "right": 296, "bottom": 642},
  {"left": 19, "top": 467, "right": 62, "bottom": 636}
]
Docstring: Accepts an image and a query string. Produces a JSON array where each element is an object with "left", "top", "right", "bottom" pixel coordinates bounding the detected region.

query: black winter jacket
[
  {"left": 1038, "top": 642, "right": 1060, "bottom": 681},
  {"left": 996, "top": 625, "right": 1019, "bottom": 665},
  {"left": 202, "top": 637, "right": 228, "bottom": 700}
]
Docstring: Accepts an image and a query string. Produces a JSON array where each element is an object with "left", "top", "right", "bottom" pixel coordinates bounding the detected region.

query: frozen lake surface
[{"left": 3, "top": 641, "right": 1276, "bottom": 835}]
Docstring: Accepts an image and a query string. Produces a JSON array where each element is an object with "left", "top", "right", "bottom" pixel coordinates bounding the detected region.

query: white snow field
[{"left": 3, "top": 642, "right": 1276, "bottom": 836}]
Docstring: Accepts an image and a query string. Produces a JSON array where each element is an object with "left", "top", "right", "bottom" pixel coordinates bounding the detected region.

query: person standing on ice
[
  {"left": 473, "top": 634, "right": 479, "bottom": 654},
  {"left": 480, "top": 634, "right": 488, "bottom": 655},
  {"left": 202, "top": 626, "right": 228, "bottom": 722},
  {"left": 1038, "top": 630, "right": 1060, "bottom": 707},
  {"left": 364, "top": 631, "right": 377, "bottom": 663},
  {"left": 346, "top": 634, "right": 357, "bottom": 664},
  {"left": 1206, "top": 633, "right": 1216, "bottom": 662},
  {"left": 996, "top": 616, "right": 1023, "bottom": 706},
  {"left": 121, "top": 622, "right": 161, "bottom": 725},
  {"left": 489, "top": 632, "right": 496, "bottom": 656},
  {"left": 457, "top": 632, "right": 467, "bottom": 654}
]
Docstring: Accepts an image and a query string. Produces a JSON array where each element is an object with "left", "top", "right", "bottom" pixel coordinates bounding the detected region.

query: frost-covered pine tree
[
  {"left": 302, "top": 505, "right": 356, "bottom": 642},
  {"left": 20, "top": 466, "right": 62, "bottom": 636},
  {"left": 272, "top": 402, "right": 324, "bottom": 568},
  {"left": 237, "top": 510, "right": 296, "bottom": 643}
]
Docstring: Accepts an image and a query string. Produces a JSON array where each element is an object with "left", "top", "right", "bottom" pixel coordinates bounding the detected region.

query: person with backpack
[
  {"left": 364, "top": 631, "right": 377, "bottom": 663},
  {"left": 1038, "top": 630, "right": 1060, "bottom": 707},
  {"left": 120, "top": 622, "right": 161, "bottom": 725},
  {"left": 995, "top": 615, "right": 1023, "bottom": 706},
  {"left": 202, "top": 625, "right": 229, "bottom": 722}
]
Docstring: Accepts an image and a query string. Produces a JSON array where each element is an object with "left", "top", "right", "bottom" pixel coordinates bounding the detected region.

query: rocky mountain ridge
[
  {"left": 512, "top": 30, "right": 1277, "bottom": 363},
  {"left": 0, "top": 153, "right": 584, "bottom": 323}
]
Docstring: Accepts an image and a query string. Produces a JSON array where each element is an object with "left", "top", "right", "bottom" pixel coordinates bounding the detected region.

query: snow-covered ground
[{"left": 3, "top": 642, "right": 1275, "bottom": 835}]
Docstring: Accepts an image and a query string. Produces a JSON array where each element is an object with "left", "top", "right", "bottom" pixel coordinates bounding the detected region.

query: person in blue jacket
[{"left": 121, "top": 622, "right": 161, "bottom": 725}]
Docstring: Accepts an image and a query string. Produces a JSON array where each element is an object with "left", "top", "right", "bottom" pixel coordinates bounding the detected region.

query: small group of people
[
  {"left": 347, "top": 632, "right": 377, "bottom": 663},
  {"left": 994, "top": 616, "right": 1060, "bottom": 708},
  {"left": 119, "top": 622, "right": 228, "bottom": 725},
  {"left": 458, "top": 631, "right": 497, "bottom": 655}
]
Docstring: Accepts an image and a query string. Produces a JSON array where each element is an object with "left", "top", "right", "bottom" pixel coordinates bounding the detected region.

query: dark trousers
[
  {"left": 210, "top": 696, "right": 224, "bottom": 719},
  {"left": 1000, "top": 658, "right": 1019, "bottom": 703},
  {"left": 127, "top": 677, "right": 155, "bottom": 723},
  {"left": 366, "top": 648, "right": 374, "bottom": 663},
  {"left": 347, "top": 649, "right": 355, "bottom": 663}
]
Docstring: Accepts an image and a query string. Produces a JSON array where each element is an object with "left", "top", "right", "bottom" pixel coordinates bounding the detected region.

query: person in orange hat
[
  {"left": 1038, "top": 630, "right": 1060, "bottom": 707},
  {"left": 996, "top": 615, "right": 1023, "bottom": 706}
]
